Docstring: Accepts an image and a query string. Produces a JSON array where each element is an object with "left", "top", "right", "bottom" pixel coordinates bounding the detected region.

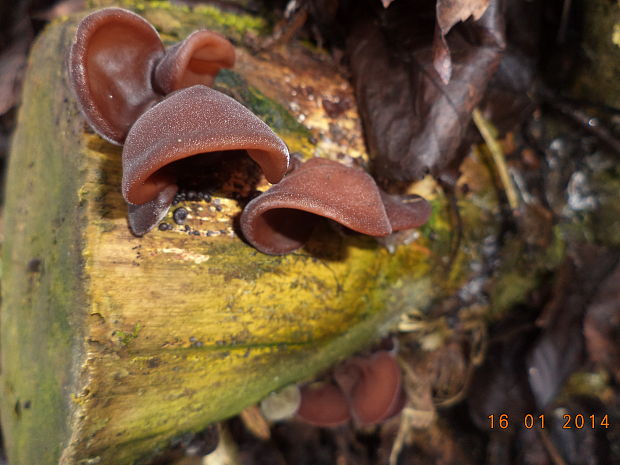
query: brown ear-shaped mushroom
[
  {"left": 68, "top": 8, "right": 164, "bottom": 144},
  {"left": 122, "top": 85, "right": 289, "bottom": 235},
  {"left": 335, "top": 351, "right": 404, "bottom": 425},
  {"left": 380, "top": 192, "right": 432, "bottom": 232},
  {"left": 240, "top": 158, "right": 393, "bottom": 255},
  {"left": 127, "top": 185, "right": 179, "bottom": 237},
  {"left": 296, "top": 382, "right": 351, "bottom": 427},
  {"left": 154, "top": 30, "right": 235, "bottom": 94}
]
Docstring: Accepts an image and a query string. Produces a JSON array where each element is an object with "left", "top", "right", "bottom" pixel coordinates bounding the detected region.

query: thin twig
[
  {"left": 551, "top": 101, "right": 620, "bottom": 154},
  {"left": 537, "top": 427, "right": 569, "bottom": 465},
  {"left": 557, "top": 0, "right": 572, "bottom": 44},
  {"left": 472, "top": 108, "right": 520, "bottom": 210}
]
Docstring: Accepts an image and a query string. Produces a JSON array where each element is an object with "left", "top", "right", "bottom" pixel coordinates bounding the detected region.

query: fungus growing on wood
[
  {"left": 240, "top": 158, "right": 431, "bottom": 255},
  {"left": 380, "top": 192, "right": 432, "bottom": 232},
  {"left": 296, "top": 350, "right": 404, "bottom": 427},
  {"left": 296, "top": 382, "right": 351, "bottom": 427},
  {"left": 154, "top": 29, "right": 236, "bottom": 94},
  {"left": 68, "top": 8, "right": 235, "bottom": 144},
  {"left": 337, "top": 351, "right": 404, "bottom": 425},
  {"left": 68, "top": 7, "right": 164, "bottom": 144},
  {"left": 122, "top": 85, "right": 290, "bottom": 235}
]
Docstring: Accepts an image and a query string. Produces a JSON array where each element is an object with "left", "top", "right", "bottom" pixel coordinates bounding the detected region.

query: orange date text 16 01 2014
[{"left": 487, "top": 413, "right": 610, "bottom": 429}]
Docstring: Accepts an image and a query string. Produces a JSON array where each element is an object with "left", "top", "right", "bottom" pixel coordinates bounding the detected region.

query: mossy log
[{"left": 4, "top": 2, "right": 611, "bottom": 465}]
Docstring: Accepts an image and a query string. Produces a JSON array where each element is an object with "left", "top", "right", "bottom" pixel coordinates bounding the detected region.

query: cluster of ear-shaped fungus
[
  {"left": 69, "top": 7, "right": 236, "bottom": 145},
  {"left": 69, "top": 8, "right": 432, "bottom": 248},
  {"left": 122, "top": 85, "right": 290, "bottom": 235},
  {"left": 68, "top": 8, "right": 289, "bottom": 235},
  {"left": 296, "top": 350, "right": 405, "bottom": 427}
]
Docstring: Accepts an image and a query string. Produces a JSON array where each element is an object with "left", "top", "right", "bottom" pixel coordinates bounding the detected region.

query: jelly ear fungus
[
  {"left": 69, "top": 8, "right": 289, "bottom": 236},
  {"left": 240, "top": 158, "right": 431, "bottom": 255},
  {"left": 154, "top": 29, "right": 235, "bottom": 94},
  {"left": 68, "top": 8, "right": 427, "bottom": 242},
  {"left": 296, "top": 350, "right": 404, "bottom": 427},
  {"left": 68, "top": 7, "right": 235, "bottom": 144},
  {"left": 335, "top": 351, "right": 405, "bottom": 425},
  {"left": 68, "top": 7, "right": 164, "bottom": 144},
  {"left": 122, "top": 85, "right": 290, "bottom": 236}
]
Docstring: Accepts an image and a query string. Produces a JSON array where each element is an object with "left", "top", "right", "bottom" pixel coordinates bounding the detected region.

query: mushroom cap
[
  {"left": 240, "top": 158, "right": 392, "bottom": 255},
  {"left": 296, "top": 382, "right": 351, "bottom": 427},
  {"left": 337, "top": 351, "right": 403, "bottom": 425},
  {"left": 122, "top": 85, "right": 290, "bottom": 205},
  {"left": 154, "top": 29, "right": 236, "bottom": 94},
  {"left": 127, "top": 184, "right": 179, "bottom": 236},
  {"left": 380, "top": 192, "right": 432, "bottom": 231},
  {"left": 68, "top": 7, "right": 164, "bottom": 144}
]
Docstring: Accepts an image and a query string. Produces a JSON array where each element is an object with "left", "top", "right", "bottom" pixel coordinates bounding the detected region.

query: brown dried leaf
[
  {"left": 347, "top": 0, "right": 505, "bottom": 182},
  {"left": 467, "top": 322, "right": 535, "bottom": 430},
  {"left": 526, "top": 247, "right": 619, "bottom": 409},
  {"left": 479, "top": 0, "right": 543, "bottom": 131},
  {"left": 434, "top": 0, "right": 492, "bottom": 82},
  {"left": 436, "top": 0, "right": 491, "bottom": 33},
  {"left": 584, "top": 262, "right": 620, "bottom": 384},
  {"left": 0, "top": 42, "right": 27, "bottom": 115},
  {"left": 0, "top": 19, "right": 31, "bottom": 116}
]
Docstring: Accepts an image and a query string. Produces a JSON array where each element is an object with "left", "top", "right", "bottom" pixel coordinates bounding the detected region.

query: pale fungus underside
[{"left": 0, "top": 2, "right": 584, "bottom": 465}]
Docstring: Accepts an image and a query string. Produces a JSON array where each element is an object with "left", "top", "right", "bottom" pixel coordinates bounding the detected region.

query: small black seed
[
  {"left": 203, "top": 193, "right": 212, "bottom": 202},
  {"left": 173, "top": 208, "right": 188, "bottom": 225},
  {"left": 192, "top": 230, "right": 200, "bottom": 236},
  {"left": 23, "top": 400, "right": 31, "bottom": 409},
  {"left": 187, "top": 190, "right": 197, "bottom": 201},
  {"left": 184, "top": 225, "right": 191, "bottom": 232},
  {"left": 189, "top": 336, "right": 197, "bottom": 343},
  {"left": 158, "top": 222, "right": 172, "bottom": 231},
  {"left": 219, "top": 230, "right": 227, "bottom": 235},
  {"left": 27, "top": 258, "right": 42, "bottom": 273},
  {"left": 215, "top": 205, "right": 223, "bottom": 212},
  {"left": 206, "top": 231, "right": 215, "bottom": 237}
]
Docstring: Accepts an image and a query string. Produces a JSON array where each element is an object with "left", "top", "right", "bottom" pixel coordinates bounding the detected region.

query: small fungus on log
[
  {"left": 296, "top": 350, "right": 404, "bottom": 427},
  {"left": 240, "top": 158, "right": 431, "bottom": 255},
  {"left": 122, "top": 85, "right": 290, "bottom": 235}
]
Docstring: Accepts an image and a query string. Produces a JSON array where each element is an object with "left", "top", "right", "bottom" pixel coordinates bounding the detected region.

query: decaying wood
[
  {"left": 2, "top": 2, "right": 605, "bottom": 465},
  {"left": 0, "top": 5, "right": 432, "bottom": 464}
]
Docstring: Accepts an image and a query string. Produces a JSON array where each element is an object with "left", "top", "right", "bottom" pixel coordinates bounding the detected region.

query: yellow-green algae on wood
[{"left": 0, "top": 3, "right": 573, "bottom": 465}]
